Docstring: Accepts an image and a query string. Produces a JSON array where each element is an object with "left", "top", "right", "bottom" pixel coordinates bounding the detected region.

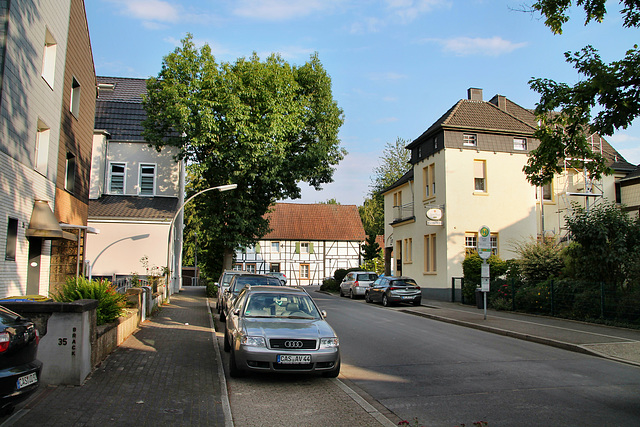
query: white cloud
[
  {"left": 426, "top": 36, "right": 527, "bottom": 56},
  {"left": 385, "top": 0, "right": 451, "bottom": 23},
  {"left": 232, "top": 0, "right": 339, "bottom": 21},
  {"left": 349, "top": 17, "right": 385, "bottom": 34},
  {"left": 108, "top": 0, "right": 179, "bottom": 23}
]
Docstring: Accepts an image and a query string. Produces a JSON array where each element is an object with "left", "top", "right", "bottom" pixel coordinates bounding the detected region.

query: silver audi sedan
[{"left": 223, "top": 286, "right": 340, "bottom": 378}]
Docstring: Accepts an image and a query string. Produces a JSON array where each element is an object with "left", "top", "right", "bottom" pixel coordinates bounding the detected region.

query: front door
[{"left": 26, "top": 237, "right": 43, "bottom": 295}]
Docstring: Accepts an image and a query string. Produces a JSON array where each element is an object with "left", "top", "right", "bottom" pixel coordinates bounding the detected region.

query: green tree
[
  {"left": 319, "top": 198, "right": 340, "bottom": 204},
  {"left": 361, "top": 234, "right": 381, "bottom": 261},
  {"left": 359, "top": 137, "right": 411, "bottom": 236},
  {"left": 143, "top": 35, "right": 345, "bottom": 273},
  {"left": 524, "top": 1, "right": 640, "bottom": 186},
  {"left": 564, "top": 201, "right": 640, "bottom": 289}
]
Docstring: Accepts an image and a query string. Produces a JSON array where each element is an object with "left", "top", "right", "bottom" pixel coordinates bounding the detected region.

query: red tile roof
[{"left": 263, "top": 203, "right": 366, "bottom": 242}]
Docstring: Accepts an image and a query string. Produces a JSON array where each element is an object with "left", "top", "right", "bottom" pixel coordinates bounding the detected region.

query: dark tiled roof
[
  {"left": 88, "top": 196, "right": 178, "bottom": 220},
  {"left": 381, "top": 169, "right": 413, "bottom": 194},
  {"left": 595, "top": 135, "right": 636, "bottom": 171},
  {"left": 621, "top": 165, "right": 640, "bottom": 181},
  {"left": 263, "top": 203, "right": 365, "bottom": 242},
  {"left": 408, "top": 98, "right": 536, "bottom": 148},
  {"left": 95, "top": 76, "right": 148, "bottom": 141}
]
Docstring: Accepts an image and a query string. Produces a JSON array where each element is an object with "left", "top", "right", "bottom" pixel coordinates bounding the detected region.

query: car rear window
[
  {"left": 357, "top": 274, "right": 377, "bottom": 281},
  {"left": 392, "top": 279, "right": 417, "bottom": 286},
  {"left": 232, "top": 276, "right": 282, "bottom": 293}
]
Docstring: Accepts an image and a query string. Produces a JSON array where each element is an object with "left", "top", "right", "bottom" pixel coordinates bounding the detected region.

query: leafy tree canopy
[
  {"left": 359, "top": 137, "right": 411, "bottom": 236},
  {"left": 143, "top": 34, "right": 345, "bottom": 273},
  {"left": 525, "top": 0, "right": 640, "bottom": 186}
]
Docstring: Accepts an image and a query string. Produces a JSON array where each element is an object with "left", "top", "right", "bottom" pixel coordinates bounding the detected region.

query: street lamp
[
  {"left": 166, "top": 183, "right": 237, "bottom": 296},
  {"left": 88, "top": 234, "right": 150, "bottom": 281}
]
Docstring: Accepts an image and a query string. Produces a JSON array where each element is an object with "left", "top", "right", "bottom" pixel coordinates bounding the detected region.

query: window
[
  {"left": 70, "top": 77, "right": 80, "bottom": 118},
  {"left": 139, "top": 164, "right": 156, "bottom": 196},
  {"left": 233, "top": 264, "right": 243, "bottom": 271},
  {"left": 300, "top": 264, "right": 310, "bottom": 279},
  {"left": 246, "top": 263, "right": 256, "bottom": 273},
  {"left": 513, "top": 138, "right": 527, "bottom": 151},
  {"left": 536, "top": 182, "right": 552, "bottom": 201},
  {"left": 41, "top": 28, "right": 57, "bottom": 88},
  {"left": 271, "top": 241, "right": 280, "bottom": 253},
  {"left": 463, "top": 134, "right": 477, "bottom": 147},
  {"left": 424, "top": 234, "right": 436, "bottom": 273},
  {"left": 245, "top": 245, "right": 256, "bottom": 254},
  {"left": 65, "top": 152, "right": 76, "bottom": 193},
  {"left": 404, "top": 238, "right": 413, "bottom": 263},
  {"left": 5, "top": 218, "right": 18, "bottom": 261},
  {"left": 35, "top": 120, "right": 50, "bottom": 174},
  {"left": 465, "top": 232, "right": 498, "bottom": 256},
  {"left": 615, "top": 182, "right": 622, "bottom": 204},
  {"left": 474, "top": 160, "right": 486, "bottom": 192},
  {"left": 270, "top": 263, "right": 280, "bottom": 273},
  {"left": 423, "top": 163, "right": 435, "bottom": 199},
  {"left": 109, "top": 163, "right": 126, "bottom": 194},
  {"left": 393, "top": 190, "right": 402, "bottom": 207}
]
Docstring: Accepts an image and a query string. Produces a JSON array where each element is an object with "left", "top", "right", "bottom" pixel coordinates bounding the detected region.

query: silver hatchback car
[
  {"left": 339, "top": 271, "right": 378, "bottom": 299},
  {"left": 223, "top": 286, "right": 340, "bottom": 378}
]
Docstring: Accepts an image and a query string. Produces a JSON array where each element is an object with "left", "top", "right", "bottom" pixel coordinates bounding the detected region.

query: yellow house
[{"left": 383, "top": 88, "right": 636, "bottom": 301}]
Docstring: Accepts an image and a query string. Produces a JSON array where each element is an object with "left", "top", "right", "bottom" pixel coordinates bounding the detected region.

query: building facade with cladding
[
  {"left": 0, "top": 0, "right": 96, "bottom": 297},
  {"left": 87, "top": 77, "right": 185, "bottom": 293},
  {"left": 383, "top": 88, "right": 637, "bottom": 301},
  {"left": 235, "top": 203, "right": 366, "bottom": 286}
]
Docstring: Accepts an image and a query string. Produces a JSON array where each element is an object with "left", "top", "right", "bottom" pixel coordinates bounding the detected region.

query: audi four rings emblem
[{"left": 284, "top": 340, "right": 303, "bottom": 348}]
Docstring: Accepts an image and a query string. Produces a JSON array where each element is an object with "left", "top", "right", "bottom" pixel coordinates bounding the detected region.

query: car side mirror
[
  {"left": 233, "top": 308, "right": 240, "bottom": 316},
  {"left": 321, "top": 310, "right": 327, "bottom": 318}
]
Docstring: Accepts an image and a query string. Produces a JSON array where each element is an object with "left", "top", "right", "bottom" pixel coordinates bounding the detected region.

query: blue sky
[{"left": 85, "top": 0, "right": 640, "bottom": 206}]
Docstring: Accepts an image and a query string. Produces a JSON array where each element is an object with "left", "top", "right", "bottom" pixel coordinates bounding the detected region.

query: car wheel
[
  {"left": 413, "top": 298, "right": 422, "bottom": 306},
  {"left": 322, "top": 359, "right": 341, "bottom": 378},
  {"left": 382, "top": 294, "right": 390, "bottom": 307},
  {"left": 349, "top": 289, "right": 354, "bottom": 299},
  {"left": 339, "top": 288, "right": 344, "bottom": 297},
  {"left": 229, "top": 348, "right": 244, "bottom": 378},
  {"left": 219, "top": 309, "right": 226, "bottom": 322},
  {"left": 365, "top": 293, "right": 371, "bottom": 303},
  {"left": 223, "top": 326, "right": 231, "bottom": 352}
]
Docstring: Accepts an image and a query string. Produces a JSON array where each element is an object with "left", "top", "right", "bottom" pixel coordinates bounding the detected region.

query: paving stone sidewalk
[{"left": 5, "top": 287, "right": 226, "bottom": 427}]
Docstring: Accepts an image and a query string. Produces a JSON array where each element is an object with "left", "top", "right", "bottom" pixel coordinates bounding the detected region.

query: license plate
[
  {"left": 16, "top": 372, "right": 37, "bottom": 389},
  {"left": 277, "top": 354, "right": 311, "bottom": 364},
  {"left": 402, "top": 296, "right": 413, "bottom": 299}
]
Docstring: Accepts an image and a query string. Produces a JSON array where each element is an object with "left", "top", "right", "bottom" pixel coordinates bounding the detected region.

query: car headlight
[
  {"left": 319, "top": 337, "right": 339, "bottom": 349},
  {"left": 240, "top": 335, "right": 266, "bottom": 347}
]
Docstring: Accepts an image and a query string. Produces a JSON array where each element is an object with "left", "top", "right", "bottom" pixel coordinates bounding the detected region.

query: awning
[{"left": 25, "top": 200, "right": 77, "bottom": 241}]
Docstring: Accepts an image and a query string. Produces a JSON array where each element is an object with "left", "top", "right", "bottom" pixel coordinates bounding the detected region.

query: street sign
[
  {"left": 481, "top": 277, "right": 490, "bottom": 292},
  {"left": 478, "top": 225, "right": 491, "bottom": 260}
]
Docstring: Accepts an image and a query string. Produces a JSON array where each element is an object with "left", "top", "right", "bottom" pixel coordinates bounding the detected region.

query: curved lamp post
[
  {"left": 88, "top": 234, "right": 150, "bottom": 281},
  {"left": 166, "top": 184, "right": 237, "bottom": 296}
]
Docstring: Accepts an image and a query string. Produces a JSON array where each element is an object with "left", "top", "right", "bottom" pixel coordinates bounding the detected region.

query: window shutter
[
  {"left": 255, "top": 243, "right": 261, "bottom": 253},
  {"left": 295, "top": 242, "right": 300, "bottom": 254},
  {"left": 309, "top": 242, "right": 314, "bottom": 254}
]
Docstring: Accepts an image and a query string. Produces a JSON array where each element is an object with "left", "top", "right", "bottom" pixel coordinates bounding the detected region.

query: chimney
[
  {"left": 468, "top": 88, "right": 483, "bottom": 102},
  {"left": 496, "top": 95, "right": 507, "bottom": 110}
]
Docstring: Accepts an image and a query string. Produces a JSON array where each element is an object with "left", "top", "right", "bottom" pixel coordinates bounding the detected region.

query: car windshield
[
  {"left": 243, "top": 293, "right": 321, "bottom": 319},
  {"left": 357, "top": 273, "right": 377, "bottom": 281},
  {"left": 232, "top": 276, "right": 282, "bottom": 294}
]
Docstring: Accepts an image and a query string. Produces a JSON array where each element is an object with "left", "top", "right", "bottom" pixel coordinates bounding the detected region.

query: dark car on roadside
[
  {"left": 365, "top": 276, "right": 421, "bottom": 307},
  {"left": 0, "top": 305, "right": 42, "bottom": 415},
  {"left": 215, "top": 270, "right": 248, "bottom": 316},
  {"left": 220, "top": 274, "right": 283, "bottom": 321}
]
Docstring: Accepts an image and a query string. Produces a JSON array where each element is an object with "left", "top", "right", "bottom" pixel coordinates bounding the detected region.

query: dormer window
[
  {"left": 514, "top": 138, "right": 527, "bottom": 151},
  {"left": 463, "top": 134, "right": 477, "bottom": 147},
  {"left": 139, "top": 164, "right": 156, "bottom": 196}
]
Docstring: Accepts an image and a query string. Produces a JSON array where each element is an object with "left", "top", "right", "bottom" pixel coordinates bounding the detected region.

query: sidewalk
[
  {"left": 399, "top": 299, "right": 640, "bottom": 367},
  {"left": 3, "top": 287, "right": 228, "bottom": 426}
]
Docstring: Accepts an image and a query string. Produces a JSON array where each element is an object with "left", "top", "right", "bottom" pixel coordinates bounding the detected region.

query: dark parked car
[
  {"left": 223, "top": 285, "right": 340, "bottom": 378},
  {"left": 221, "top": 274, "right": 283, "bottom": 321},
  {"left": 216, "top": 270, "right": 247, "bottom": 316},
  {"left": 0, "top": 306, "right": 42, "bottom": 415},
  {"left": 365, "top": 276, "right": 421, "bottom": 307}
]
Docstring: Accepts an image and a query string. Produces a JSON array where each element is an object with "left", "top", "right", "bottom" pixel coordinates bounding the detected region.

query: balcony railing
[{"left": 393, "top": 202, "right": 414, "bottom": 223}]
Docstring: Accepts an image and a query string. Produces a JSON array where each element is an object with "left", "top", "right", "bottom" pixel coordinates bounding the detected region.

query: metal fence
[
  {"left": 111, "top": 277, "right": 149, "bottom": 294},
  {"left": 488, "top": 279, "right": 640, "bottom": 326}
]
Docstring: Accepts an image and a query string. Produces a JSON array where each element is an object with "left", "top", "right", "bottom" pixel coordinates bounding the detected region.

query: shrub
[
  {"left": 333, "top": 269, "right": 348, "bottom": 284},
  {"left": 320, "top": 278, "right": 339, "bottom": 292},
  {"left": 205, "top": 278, "right": 218, "bottom": 298},
  {"left": 51, "top": 276, "right": 126, "bottom": 326},
  {"left": 462, "top": 253, "right": 508, "bottom": 304},
  {"left": 513, "top": 237, "right": 564, "bottom": 284}
]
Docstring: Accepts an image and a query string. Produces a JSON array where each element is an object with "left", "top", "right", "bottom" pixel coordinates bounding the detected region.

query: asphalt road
[{"left": 315, "top": 290, "right": 640, "bottom": 427}]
